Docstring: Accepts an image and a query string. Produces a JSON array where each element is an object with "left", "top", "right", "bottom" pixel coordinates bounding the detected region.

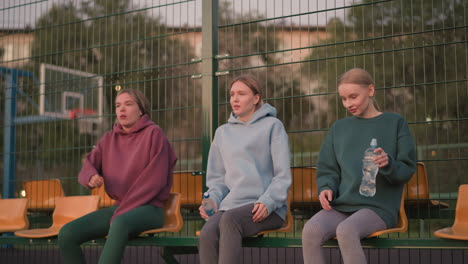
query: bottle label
[{"left": 206, "top": 208, "right": 215, "bottom": 216}]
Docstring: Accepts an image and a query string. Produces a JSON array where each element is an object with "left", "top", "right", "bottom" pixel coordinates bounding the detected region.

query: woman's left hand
[
  {"left": 374, "top": 147, "right": 389, "bottom": 168},
  {"left": 252, "top": 203, "right": 269, "bottom": 223}
]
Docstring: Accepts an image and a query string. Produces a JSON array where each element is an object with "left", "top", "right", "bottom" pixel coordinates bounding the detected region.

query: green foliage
[
  {"left": 216, "top": 2, "right": 314, "bottom": 136},
  {"left": 303, "top": 0, "right": 468, "bottom": 123},
  {"left": 7, "top": 0, "right": 199, "bottom": 175},
  {"left": 31, "top": 0, "right": 196, "bottom": 115}
]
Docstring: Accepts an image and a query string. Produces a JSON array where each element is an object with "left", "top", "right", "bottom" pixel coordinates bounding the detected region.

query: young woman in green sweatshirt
[{"left": 302, "top": 68, "right": 416, "bottom": 264}]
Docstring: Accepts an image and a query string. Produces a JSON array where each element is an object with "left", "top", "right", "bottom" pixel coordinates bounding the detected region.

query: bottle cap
[
  {"left": 370, "top": 138, "right": 377, "bottom": 148},
  {"left": 203, "top": 192, "right": 210, "bottom": 199}
]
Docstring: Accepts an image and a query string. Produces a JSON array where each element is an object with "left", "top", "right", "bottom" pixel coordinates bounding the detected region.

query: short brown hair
[
  {"left": 229, "top": 75, "right": 264, "bottom": 109},
  {"left": 116, "top": 89, "right": 151, "bottom": 117},
  {"left": 337, "top": 68, "right": 380, "bottom": 111}
]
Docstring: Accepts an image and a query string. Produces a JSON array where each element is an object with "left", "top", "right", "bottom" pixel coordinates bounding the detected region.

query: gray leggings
[
  {"left": 198, "top": 203, "right": 284, "bottom": 264},
  {"left": 302, "top": 208, "right": 387, "bottom": 264}
]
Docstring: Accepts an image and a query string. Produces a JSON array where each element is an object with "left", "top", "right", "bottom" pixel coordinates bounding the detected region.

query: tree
[
  {"left": 4, "top": 0, "right": 200, "bottom": 186},
  {"left": 304, "top": 0, "right": 467, "bottom": 121},
  {"left": 31, "top": 0, "right": 195, "bottom": 113},
  {"left": 216, "top": 2, "right": 314, "bottom": 133}
]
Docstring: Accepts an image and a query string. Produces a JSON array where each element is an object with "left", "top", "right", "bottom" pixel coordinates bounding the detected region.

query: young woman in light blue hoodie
[{"left": 198, "top": 75, "right": 292, "bottom": 264}]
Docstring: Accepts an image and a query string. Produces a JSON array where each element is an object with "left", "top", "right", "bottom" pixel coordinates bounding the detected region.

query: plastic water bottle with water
[
  {"left": 359, "top": 138, "right": 379, "bottom": 197},
  {"left": 202, "top": 192, "right": 216, "bottom": 218}
]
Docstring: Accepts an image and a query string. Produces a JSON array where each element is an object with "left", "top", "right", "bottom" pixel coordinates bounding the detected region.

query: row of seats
[
  {"left": 20, "top": 179, "right": 114, "bottom": 211},
  {"left": 173, "top": 162, "right": 449, "bottom": 209},
  {"left": 1, "top": 162, "right": 463, "bottom": 240},
  {"left": 0, "top": 193, "right": 183, "bottom": 238},
  {"left": 1, "top": 185, "right": 467, "bottom": 241},
  {"left": 17, "top": 162, "right": 446, "bottom": 212}
]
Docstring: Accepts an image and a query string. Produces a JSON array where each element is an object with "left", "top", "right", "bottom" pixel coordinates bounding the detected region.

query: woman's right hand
[
  {"left": 319, "top": 190, "right": 333, "bottom": 210},
  {"left": 199, "top": 205, "right": 208, "bottom": 220},
  {"left": 88, "top": 174, "right": 104, "bottom": 188},
  {"left": 199, "top": 204, "right": 218, "bottom": 220}
]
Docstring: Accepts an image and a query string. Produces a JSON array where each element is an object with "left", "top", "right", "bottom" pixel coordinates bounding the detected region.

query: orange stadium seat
[
  {"left": 368, "top": 193, "right": 407, "bottom": 237},
  {"left": 141, "top": 192, "right": 183, "bottom": 235},
  {"left": 0, "top": 198, "right": 29, "bottom": 233},
  {"left": 91, "top": 184, "right": 115, "bottom": 208},
  {"left": 291, "top": 167, "right": 319, "bottom": 207},
  {"left": 23, "top": 179, "right": 65, "bottom": 211},
  {"left": 171, "top": 172, "right": 202, "bottom": 207},
  {"left": 15, "top": 195, "right": 100, "bottom": 238},
  {"left": 405, "top": 162, "right": 449, "bottom": 208},
  {"left": 433, "top": 185, "right": 468, "bottom": 240}
]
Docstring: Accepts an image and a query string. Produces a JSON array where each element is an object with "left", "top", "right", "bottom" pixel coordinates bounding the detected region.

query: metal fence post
[
  {"left": 3, "top": 69, "right": 17, "bottom": 198},
  {"left": 201, "top": 0, "right": 219, "bottom": 191}
]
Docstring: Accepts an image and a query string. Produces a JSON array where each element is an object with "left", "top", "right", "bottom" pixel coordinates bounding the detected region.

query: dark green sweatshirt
[{"left": 316, "top": 112, "right": 416, "bottom": 228}]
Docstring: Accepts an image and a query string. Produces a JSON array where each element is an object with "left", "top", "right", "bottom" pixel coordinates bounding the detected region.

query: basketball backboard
[{"left": 39, "top": 63, "right": 103, "bottom": 122}]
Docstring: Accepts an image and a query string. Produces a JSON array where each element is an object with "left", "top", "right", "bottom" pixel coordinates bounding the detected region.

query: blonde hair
[
  {"left": 337, "top": 68, "right": 380, "bottom": 111},
  {"left": 116, "top": 89, "right": 151, "bottom": 117},
  {"left": 230, "top": 75, "right": 264, "bottom": 109}
]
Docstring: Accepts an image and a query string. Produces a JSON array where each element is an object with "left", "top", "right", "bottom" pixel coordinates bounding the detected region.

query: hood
[
  {"left": 113, "top": 114, "right": 155, "bottom": 134},
  {"left": 228, "top": 103, "right": 277, "bottom": 125}
]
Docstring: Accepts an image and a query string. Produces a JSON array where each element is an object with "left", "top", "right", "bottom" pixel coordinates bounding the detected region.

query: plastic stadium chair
[
  {"left": 23, "top": 179, "right": 65, "bottom": 211},
  {"left": 405, "top": 162, "right": 449, "bottom": 208},
  {"left": 15, "top": 195, "right": 100, "bottom": 238},
  {"left": 257, "top": 190, "right": 293, "bottom": 236},
  {"left": 291, "top": 167, "right": 319, "bottom": 206},
  {"left": 0, "top": 198, "right": 29, "bottom": 233},
  {"left": 142, "top": 193, "right": 183, "bottom": 235},
  {"left": 367, "top": 193, "right": 408, "bottom": 237},
  {"left": 91, "top": 184, "right": 115, "bottom": 208},
  {"left": 433, "top": 185, "right": 468, "bottom": 240},
  {"left": 171, "top": 172, "right": 202, "bottom": 208}
]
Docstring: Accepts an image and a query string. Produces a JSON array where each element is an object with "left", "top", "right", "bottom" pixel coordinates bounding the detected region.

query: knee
[
  {"left": 109, "top": 216, "right": 131, "bottom": 235},
  {"left": 302, "top": 220, "right": 328, "bottom": 246},
  {"left": 58, "top": 223, "right": 78, "bottom": 247},
  {"left": 336, "top": 222, "right": 359, "bottom": 242},
  {"left": 218, "top": 210, "right": 240, "bottom": 231},
  {"left": 199, "top": 226, "right": 218, "bottom": 247},
  {"left": 199, "top": 229, "right": 214, "bottom": 244}
]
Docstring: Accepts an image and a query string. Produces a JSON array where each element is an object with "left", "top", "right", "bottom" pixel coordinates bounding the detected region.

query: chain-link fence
[{"left": 0, "top": 0, "right": 467, "bottom": 263}]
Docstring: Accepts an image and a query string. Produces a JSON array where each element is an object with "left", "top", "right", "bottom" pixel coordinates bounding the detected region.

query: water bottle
[
  {"left": 202, "top": 192, "right": 216, "bottom": 218},
  {"left": 359, "top": 138, "right": 379, "bottom": 197}
]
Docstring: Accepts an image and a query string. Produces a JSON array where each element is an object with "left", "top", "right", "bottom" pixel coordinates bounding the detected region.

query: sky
[{"left": 0, "top": 0, "right": 350, "bottom": 29}]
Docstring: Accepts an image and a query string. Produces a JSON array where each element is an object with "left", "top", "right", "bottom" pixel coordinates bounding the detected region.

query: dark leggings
[
  {"left": 58, "top": 205, "right": 163, "bottom": 264},
  {"left": 198, "top": 203, "right": 284, "bottom": 264}
]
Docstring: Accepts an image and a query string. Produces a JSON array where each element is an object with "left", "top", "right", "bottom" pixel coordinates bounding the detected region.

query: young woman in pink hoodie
[{"left": 58, "top": 89, "right": 177, "bottom": 264}]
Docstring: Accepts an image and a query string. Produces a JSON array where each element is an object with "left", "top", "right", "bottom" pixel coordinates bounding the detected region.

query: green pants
[{"left": 58, "top": 204, "right": 163, "bottom": 264}]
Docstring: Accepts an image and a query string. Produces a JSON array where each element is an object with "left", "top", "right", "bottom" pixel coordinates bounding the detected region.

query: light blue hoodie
[{"left": 206, "top": 103, "right": 291, "bottom": 220}]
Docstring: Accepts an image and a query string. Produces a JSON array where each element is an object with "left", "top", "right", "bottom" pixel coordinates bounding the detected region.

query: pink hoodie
[{"left": 79, "top": 115, "right": 177, "bottom": 222}]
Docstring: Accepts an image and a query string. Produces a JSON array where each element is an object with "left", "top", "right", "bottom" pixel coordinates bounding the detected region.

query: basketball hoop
[{"left": 69, "top": 108, "right": 97, "bottom": 119}]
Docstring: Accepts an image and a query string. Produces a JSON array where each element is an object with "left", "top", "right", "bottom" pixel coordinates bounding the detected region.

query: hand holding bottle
[
  {"left": 200, "top": 192, "right": 218, "bottom": 220},
  {"left": 373, "top": 147, "right": 389, "bottom": 168}
]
